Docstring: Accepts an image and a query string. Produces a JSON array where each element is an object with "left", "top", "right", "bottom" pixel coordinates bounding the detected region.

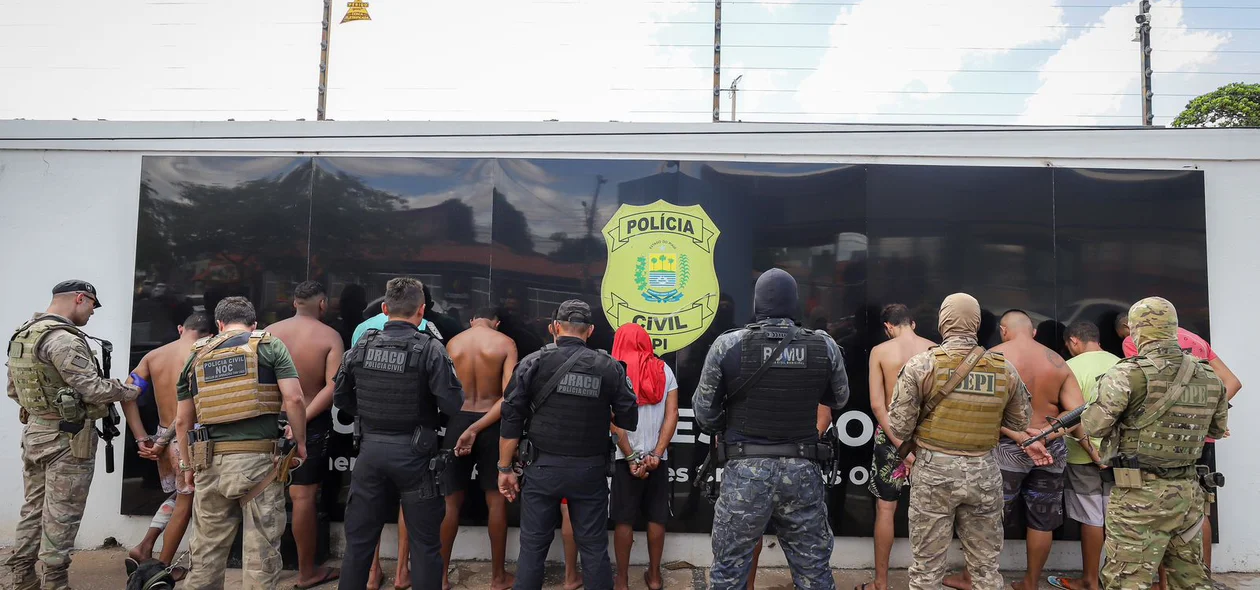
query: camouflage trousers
[
  {"left": 1102, "top": 477, "right": 1208, "bottom": 590},
  {"left": 709, "top": 457, "right": 835, "bottom": 590},
  {"left": 6, "top": 423, "right": 98, "bottom": 590},
  {"left": 183, "top": 452, "right": 285, "bottom": 590},
  {"left": 907, "top": 449, "right": 1004, "bottom": 590}
]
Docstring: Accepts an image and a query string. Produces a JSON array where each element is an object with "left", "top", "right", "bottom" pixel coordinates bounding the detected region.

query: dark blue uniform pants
[
  {"left": 709, "top": 457, "right": 836, "bottom": 590},
  {"left": 339, "top": 436, "right": 444, "bottom": 590},
  {"left": 514, "top": 462, "right": 613, "bottom": 590}
]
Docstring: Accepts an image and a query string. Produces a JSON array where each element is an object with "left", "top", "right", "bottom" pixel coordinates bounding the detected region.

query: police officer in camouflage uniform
[
  {"left": 335, "top": 278, "right": 465, "bottom": 590},
  {"left": 6, "top": 280, "right": 141, "bottom": 590},
  {"left": 888, "top": 293, "right": 1030, "bottom": 590},
  {"left": 1084, "top": 297, "right": 1228, "bottom": 590},
  {"left": 498, "top": 299, "right": 638, "bottom": 590},
  {"left": 693, "top": 269, "right": 849, "bottom": 590}
]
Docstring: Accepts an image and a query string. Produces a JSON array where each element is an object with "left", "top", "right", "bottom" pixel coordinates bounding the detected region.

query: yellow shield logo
[{"left": 601, "top": 200, "right": 721, "bottom": 355}]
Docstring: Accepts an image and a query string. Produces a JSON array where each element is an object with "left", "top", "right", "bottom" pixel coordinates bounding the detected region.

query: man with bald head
[
  {"left": 947, "top": 309, "right": 1086, "bottom": 590},
  {"left": 889, "top": 293, "right": 1030, "bottom": 590}
]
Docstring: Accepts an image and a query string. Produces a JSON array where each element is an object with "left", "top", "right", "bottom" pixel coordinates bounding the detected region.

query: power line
[
  {"left": 649, "top": 44, "right": 1260, "bottom": 53},
  {"left": 610, "top": 88, "right": 1203, "bottom": 97},
  {"left": 631, "top": 66, "right": 1260, "bottom": 75}
]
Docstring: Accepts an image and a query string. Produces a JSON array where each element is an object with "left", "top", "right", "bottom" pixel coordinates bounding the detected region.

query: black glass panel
[
  {"left": 125, "top": 156, "right": 312, "bottom": 515},
  {"left": 1053, "top": 168, "right": 1209, "bottom": 355},
  {"left": 310, "top": 157, "right": 495, "bottom": 521}
]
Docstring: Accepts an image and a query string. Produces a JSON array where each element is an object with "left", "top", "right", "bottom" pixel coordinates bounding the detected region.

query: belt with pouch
[
  {"left": 28, "top": 414, "right": 88, "bottom": 435},
  {"left": 725, "top": 441, "right": 829, "bottom": 463}
]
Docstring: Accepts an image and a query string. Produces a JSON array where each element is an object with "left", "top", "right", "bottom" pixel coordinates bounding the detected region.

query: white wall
[{"left": 1, "top": 121, "right": 1258, "bottom": 571}]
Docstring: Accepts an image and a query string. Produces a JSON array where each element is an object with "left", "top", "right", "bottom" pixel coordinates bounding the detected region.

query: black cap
[
  {"left": 554, "top": 299, "right": 592, "bottom": 324},
  {"left": 52, "top": 280, "right": 101, "bottom": 308}
]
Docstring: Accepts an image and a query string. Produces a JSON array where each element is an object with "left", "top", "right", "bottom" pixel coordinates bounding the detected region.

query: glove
[{"left": 129, "top": 372, "right": 151, "bottom": 393}]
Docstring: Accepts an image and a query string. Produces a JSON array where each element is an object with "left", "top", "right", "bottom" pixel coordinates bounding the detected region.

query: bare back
[
  {"left": 267, "top": 315, "right": 343, "bottom": 404},
  {"left": 447, "top": 325, "right": 518, "bottom": 412},
  {"left": 872, "top": 334, "right": 936, "bottom": 409},
  {"left": 991, "top": 337, "right": 1073, "bottom": 429},
  {"left": 143, "top": 338, "right": 198, "bottom": 427}
]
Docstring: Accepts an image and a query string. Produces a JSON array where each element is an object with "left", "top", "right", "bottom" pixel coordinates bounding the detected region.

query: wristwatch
[
  {"left": 496, "top": 464, "right": 514, "bottom": 474},
  {"left": 178, "top": 460, "right": 193, "bottom": 473}
]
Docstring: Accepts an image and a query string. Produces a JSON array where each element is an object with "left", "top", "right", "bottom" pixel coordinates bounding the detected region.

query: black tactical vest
[
  {"left": 728, "top": 325, "right": 831, "bottom": 441},
  {"left": 351, "top": 329, "right": 439, "bottom": 434},
  {"left": 528, "top": 345, "right": 613, "bottom": 457}
]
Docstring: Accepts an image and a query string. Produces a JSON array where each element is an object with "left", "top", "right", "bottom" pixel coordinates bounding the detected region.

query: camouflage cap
[{"left": 1128, "top": 296, "right": 1178, "bottom": 353}]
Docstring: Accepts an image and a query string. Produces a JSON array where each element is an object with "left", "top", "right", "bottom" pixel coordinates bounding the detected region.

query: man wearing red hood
[{"left": 609, "top": 323, "right": 679, "bottom": 590}]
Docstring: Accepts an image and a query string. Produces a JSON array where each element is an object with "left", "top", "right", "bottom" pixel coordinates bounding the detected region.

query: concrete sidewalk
[{"left": 5, "top": 547, "right": 1259, "bottom": 589}]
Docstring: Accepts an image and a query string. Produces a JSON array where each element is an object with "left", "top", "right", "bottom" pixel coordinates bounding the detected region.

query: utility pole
[
  {"left": 729, "top": 74, "right": 742, "bottom": 122},
  {"left": 712, "top": 0, "right": 722, "bottom": 123},
  {"left": 317, "top": 0, "right": 332, "bottom": 121},
  {"left": 1136, "top": 0, "right": 1153, "bottom": 126}
]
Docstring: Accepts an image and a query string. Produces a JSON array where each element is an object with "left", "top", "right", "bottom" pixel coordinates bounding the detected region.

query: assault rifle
[
  {"left": 89, "top": 337, "right": 121, "bottom": 473},
  {"left": 1019, "top": 404, "right": 1088, "bottom": 449}
]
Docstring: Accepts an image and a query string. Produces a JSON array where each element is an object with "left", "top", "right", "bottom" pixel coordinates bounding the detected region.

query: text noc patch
[{"left": 204, "top": 355, "right": 248, "bottom": 382}]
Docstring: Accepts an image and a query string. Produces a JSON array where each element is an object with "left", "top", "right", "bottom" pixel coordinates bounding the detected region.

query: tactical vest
[
  {"left": 915, "top": 348, "right": 1010, "bottom": 453},
  {"left": 1116, "top": 354, "right": 1222, "bottom": 469},
  {"left": 190, "top": 330, "right": 281, "bottom": 425},
  {"left": 727, "top": 325, "right": 831, "bottom": 441},
  {"left": 7, "top": 316, "right": 110, "bottom": 420},
  {"left": 529, "top": 346, "right": 612, "bottom": 457},
  {"left": 351, "top": 329, "right": 438, "bottom": 434}
]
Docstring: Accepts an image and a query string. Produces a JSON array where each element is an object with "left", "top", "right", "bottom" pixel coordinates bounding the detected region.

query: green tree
[{"left": 1172, "top": 82, "right": 1260, "bottom": 128}]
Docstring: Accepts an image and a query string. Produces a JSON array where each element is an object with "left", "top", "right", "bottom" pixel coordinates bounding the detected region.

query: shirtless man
[
  {"left": 440, "top": 308, "right": 518, "bottom": 590},
  {"left": 860, "top": 304, "right": 935, "bottom": 590},
  {"left": 267, "top": 281, "right": 344, "bottom": 589},
  {"left": 121, "top": 312, "right": 211, "bottom": 579},
  {"left": 945, "top": 310, "right": 1085, "bottom": 590}
]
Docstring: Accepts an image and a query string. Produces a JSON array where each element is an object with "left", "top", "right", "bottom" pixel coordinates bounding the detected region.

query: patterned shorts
[
  {"left": 155, "top": 424, "right": 193, "bottom": 495},
  {"left": 868, "top": 426, "right": 909, "bottom": 502}
]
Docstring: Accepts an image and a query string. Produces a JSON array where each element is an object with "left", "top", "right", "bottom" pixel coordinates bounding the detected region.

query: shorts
[
  {"left": 289, "top": 412, "right": 332, "bottom": 487},
  {"left": 868, "top": 426, "right": 909, "bottom": 502},
  {"left": 993, "top": 436, "right": 1067, "bottom": 532},
  {"left": 1064, "top": 463, "right": 1112, "bottom": 528},
  {"left": 610, "top": 459, "right": 671, "bottom": 525},
  {"left": 155, "top": 424, "right": 193, "bottom": 495},
  {"left": 441, "top": 410, "right": 501, "bottom": 493}
]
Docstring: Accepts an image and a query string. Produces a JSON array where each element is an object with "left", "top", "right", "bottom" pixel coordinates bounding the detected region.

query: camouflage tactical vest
[
  {"left": 915, "top": 348, "right": 1011, "bottom": 453},
  {"left": 189, "top": 330, "right": 281, "bottom": 425},
  {"left": 7, "top": 316, "right": 109, "bottom": 420},
  {"left": 1116, "top": 353, "right": 1222, "bottom": 469}
]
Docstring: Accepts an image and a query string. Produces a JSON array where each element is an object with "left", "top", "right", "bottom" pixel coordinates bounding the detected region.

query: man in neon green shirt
[{"left": 1048, "top": 321, "right": 1119, "bottom": 590}]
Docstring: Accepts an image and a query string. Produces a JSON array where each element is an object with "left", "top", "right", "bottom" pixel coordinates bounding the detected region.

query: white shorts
[{"left": 1064, "top": 463, "right": 1111, "bottom": 528}]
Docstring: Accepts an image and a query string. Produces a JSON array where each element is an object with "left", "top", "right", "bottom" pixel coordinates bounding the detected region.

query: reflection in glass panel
[
  {"left": 867, "top": 165, "right": 1056, "bottom": 348},
  {"left": 1053, "top": 168, "right": 1209, "bottom": 356},
  {"left": 309, "top": 157, "right": 495, "bottom": 521},
  {"left": 125, "top": 156, "right": 312, "bottom": 515}
]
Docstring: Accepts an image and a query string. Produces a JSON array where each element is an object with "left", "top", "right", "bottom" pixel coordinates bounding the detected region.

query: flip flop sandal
[
  {"left": 125, "top": 557, "right": 140, "bottom": 576},
  {"left": 644, "top": 570, "right": 664, "bottom": 590},
  {"left": 293, "top": 567, "right": 340, "bottom": 589},
  {"left": 854, "top": 583, "right": 876, "bottom": 590},
  {"left": 1048, "top": 576, "right": 1083, "bottom": 590}
]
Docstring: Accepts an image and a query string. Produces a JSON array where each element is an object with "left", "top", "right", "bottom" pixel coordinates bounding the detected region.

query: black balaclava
[{"left": 753, "top": 268, "right": 799, "bottom": 321}]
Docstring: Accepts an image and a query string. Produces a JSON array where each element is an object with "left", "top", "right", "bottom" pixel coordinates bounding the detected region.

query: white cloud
[
  {"left": 795, "top": 0, "right": 1067, "bottom": 118},
  {"left": 1019, "top": 0, "right": 1228, "bottom": 125},
  {"left": 326, "top": 0, "right": 704, "bottom": 121}
]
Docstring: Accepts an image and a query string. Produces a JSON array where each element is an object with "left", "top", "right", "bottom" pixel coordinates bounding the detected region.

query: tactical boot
[{"left": 10, "top": 568, "right": 38, "bottom": 590}]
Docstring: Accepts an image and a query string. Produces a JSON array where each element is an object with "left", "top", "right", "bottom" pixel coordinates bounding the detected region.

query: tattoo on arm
[{"left": 1045, "top": 349, "right": 1066, "bottom": 369}]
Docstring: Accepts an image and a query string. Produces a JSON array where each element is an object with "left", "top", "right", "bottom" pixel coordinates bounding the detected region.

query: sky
[{"left": 1, "top": 0, "right": 1258, "bottom": 126}]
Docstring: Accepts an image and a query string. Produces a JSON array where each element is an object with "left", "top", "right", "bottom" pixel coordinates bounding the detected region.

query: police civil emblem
[{"left": 601, "top": 200, "right": 721, "bottom": 355}]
